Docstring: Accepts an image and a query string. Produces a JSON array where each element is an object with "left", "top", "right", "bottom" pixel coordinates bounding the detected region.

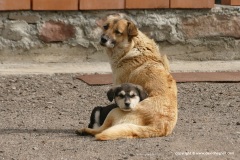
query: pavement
[
  {"left": 0, "top": 73, "right": 239, "bottom": 160},
  {"left": 0, "top": 61, "right": 239, "bottom": 75},
  {"left": 0, "top": 61, "right": 239, "bottom": 159}
]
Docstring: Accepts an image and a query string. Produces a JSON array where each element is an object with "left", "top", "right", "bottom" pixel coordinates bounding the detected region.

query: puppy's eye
[
  {"left": 118, "top": 94, "right": 125, "bottom": 98},
  {"left": 115, "top": 30, "right": 122, "bottom": 35},
  {"left": 103, "top": 24, "right": 109, "bottom": 30},
  {"left": 130, "top": 94, "right": 136, "bottom": 98}
]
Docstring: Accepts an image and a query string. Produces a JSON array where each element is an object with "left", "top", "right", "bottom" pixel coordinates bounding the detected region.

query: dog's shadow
[{"left": 0, "top": 128, "right": 77, "bottom": 135}]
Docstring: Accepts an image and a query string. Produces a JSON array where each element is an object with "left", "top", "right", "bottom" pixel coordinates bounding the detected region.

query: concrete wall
[{"left": 0, "top": 5, "right": 239, "bottom": 63}]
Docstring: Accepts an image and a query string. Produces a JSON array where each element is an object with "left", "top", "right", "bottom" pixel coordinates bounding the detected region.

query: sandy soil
[{"left": 0, "top": 74, "right": 239, "bottom": 160}]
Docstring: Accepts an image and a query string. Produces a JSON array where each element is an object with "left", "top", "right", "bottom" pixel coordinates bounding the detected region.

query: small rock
[
  {"left": 57, "top": 91, "right": 63, "bottom": 95},
  {"left": 129, "top": 153, "right": 134, "bottom": 157},
  {"left": 79, "top": 121, "right": 84, "bottom": 124},
  {"left": 45, "top": 106, "right": 53, "bottom": 109},
  {"left": 32, "top": 147, "right": 38, "bottom": 150},
  {"left": 236, "top": 122, "right": 240, "bottom": 125}
]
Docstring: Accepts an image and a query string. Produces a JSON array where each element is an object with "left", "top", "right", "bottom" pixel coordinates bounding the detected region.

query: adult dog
[{"left": 76, "top": 14, "right": 178, "bottom": 140}]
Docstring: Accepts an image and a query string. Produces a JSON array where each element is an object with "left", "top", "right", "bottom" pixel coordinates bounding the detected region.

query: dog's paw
[
  {"left": 95, "top": 133, "right": 111, "bottom": 141},
  {"left": 75, "top": 128, "right": 90, "bottom": 136}
]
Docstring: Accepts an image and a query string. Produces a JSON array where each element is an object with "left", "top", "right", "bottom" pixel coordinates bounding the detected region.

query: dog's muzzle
[{"left": 100, "top": 35, "right": 116, "bottom": 48}]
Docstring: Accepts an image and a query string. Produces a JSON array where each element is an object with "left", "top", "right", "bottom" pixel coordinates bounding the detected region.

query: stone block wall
[{"left": 0, "top": 5, "right": 240, "bottom": 63}]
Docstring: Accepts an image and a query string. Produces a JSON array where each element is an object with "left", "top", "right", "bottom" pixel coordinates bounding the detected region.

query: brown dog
[{"left": 76, "top": 14, "right": 178, "bottom": 140}]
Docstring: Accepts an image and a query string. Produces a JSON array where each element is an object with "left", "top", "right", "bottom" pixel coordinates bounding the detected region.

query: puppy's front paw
[{"left": 75, "top": 128, "right": 90, "bottom": 136}]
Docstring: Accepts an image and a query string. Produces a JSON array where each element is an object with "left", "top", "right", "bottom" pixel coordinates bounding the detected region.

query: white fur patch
[
  {"left": 129, "top": 91, "right": 134, "bottom": 96},
  {"left": 129, "top": 96, "right": 140, "bottom": 109},
  {"left": 106, "top": 40, "right": 115, "bottom": 48},
  {"left": 115, "top": 94, "right": 140, "bottom": 111},
  {"left": 93, "top": 110, "right": 100, "bottom": 129},
  {"left": 119, "top": 91, "right": 126, "bottom": 96}
]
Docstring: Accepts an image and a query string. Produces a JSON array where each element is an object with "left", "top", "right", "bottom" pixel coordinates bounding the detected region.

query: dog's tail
[
  {"left": 162, "top": 54, "right": 170, "bottom": 72},
  {"left": 95, "top": 123, "right": 169, "bottom": 140}
]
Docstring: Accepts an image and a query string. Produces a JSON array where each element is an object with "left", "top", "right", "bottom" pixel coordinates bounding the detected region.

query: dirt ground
[{"left": 0, "top": 74, "right": 239, "bottom": 160}]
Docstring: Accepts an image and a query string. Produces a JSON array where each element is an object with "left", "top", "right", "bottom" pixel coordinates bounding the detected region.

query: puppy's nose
[
  {"left": 101, "top": 36, "right": 108, "bottom": 44},
  {"left": 125, "top": 102, "right": 130, "bottom": 107}
]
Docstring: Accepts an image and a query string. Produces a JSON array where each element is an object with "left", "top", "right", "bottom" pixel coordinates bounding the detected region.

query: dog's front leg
[
  {"left": 75, "top": 127, "right": 102, "bottom": 136},
  {"left": 76, "top": 114, "right": 113, "bottom": 136}
]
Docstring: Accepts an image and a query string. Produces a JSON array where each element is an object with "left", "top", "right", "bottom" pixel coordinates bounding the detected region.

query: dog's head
[
  {"left": 97, "top": 14, "right": 138, "bottom": 49},
  {"left": 107, "top": 83, "right": 148, "bottom": 111}
]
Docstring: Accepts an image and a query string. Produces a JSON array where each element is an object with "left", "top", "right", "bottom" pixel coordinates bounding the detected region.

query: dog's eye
[
  {"left": 115, "top": 30, "right": 122, "bottom": 35},
  {"left": 130, "top": 94, "right": 136, "bottom": 98},
  {"left": 103, "top": 24, "right": 109, "bottom": 30},
  {"left": 118, "top": 94, "right": 125, "bottom": 98}
]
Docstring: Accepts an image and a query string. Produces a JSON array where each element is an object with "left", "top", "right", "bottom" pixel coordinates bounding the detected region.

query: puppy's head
[
  {"left": 97, "top": 14, "right": 138, "bottom": 48},
  {"left": 107, "top": 83, "right": 148, "bottom": 111}
]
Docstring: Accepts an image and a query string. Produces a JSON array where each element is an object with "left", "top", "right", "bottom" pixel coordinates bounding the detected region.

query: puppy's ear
[
  {"left": 107, "top": 86, "right": 119, "bottom": 102},
  {"left": 135, "top": 85, "right": 148, "bottom": 101},
  {"left": 107, "top": 88, "right": 115, "bottom": 102},
  {"left": 127, "top": 21, "right": 138, "bottom": 40}
]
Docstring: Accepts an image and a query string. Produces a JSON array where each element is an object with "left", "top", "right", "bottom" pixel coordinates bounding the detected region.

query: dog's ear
[
  {"left": 135, "top": 85, "right": 148, "bottom": 101},
  {"left": 96, "top": 15, "right": 109, "bottom": 27},
  {"left": 107, "top": 85, "right": 120, "bottom": 102},
  {"left": 107, "top": 88, "right": 115, "bottom": 102},
  {"left": 96, "top": 18, "right": 105, "bottom": 27},
  {"left": 127, "top": 21, "right": 138, "bottom": 40}
]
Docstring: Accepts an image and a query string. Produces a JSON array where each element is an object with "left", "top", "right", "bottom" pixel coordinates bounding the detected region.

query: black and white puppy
[
  {"left": 88, "top": 104, "right": 117, "bottom": 129},
  {"left": 88, "top": 83, "right": 148, "bottom": 129}
]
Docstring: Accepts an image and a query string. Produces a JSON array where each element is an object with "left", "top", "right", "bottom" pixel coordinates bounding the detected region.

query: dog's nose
[
  {"left": 101, "top": 36, "right": 108, "bottom": 44},
  {"left": 125, "top": 102, "right": 130, "bottom": 107}
]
